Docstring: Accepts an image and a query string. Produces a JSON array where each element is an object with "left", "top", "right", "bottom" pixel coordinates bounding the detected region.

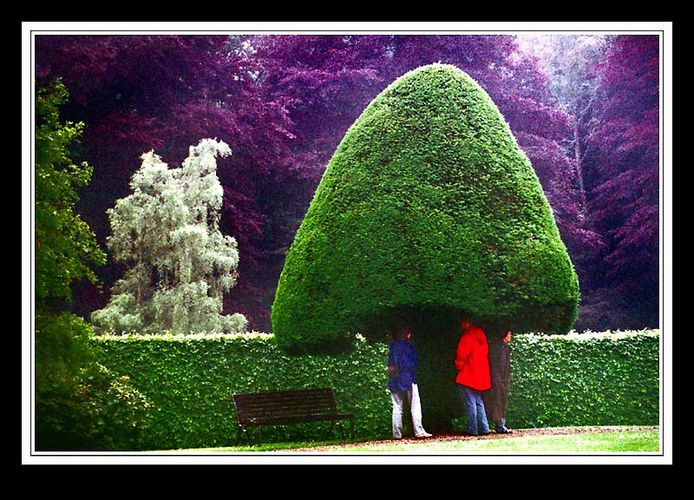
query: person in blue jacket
[{"left": 387, "top": 325, "right": 432, "bottom": 439}]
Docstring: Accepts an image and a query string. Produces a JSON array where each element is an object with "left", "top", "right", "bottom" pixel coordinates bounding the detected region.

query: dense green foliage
[
  {"left": 34, "top": 82, "right": 150, "bottom": 451},
  {"left": 95, "top": 330, "right": 658, "bottom": 450},
  {"left": 35, "top": 313, "right": 151, "bottom": 450},
  {"left": 507, "top": 331, "right": 659, "bottom": 427},
  {"left": 95, "top": 333, "right": 389, "bottom": 450},
  {"left": 35, "top": 79, "right": 106, "bottom": 307},
  {"left": 272, "top": 64, "right": 579, "bottom": 353},
  {"left": 91, "top": 139, "right": 246, "bottom": 335}
]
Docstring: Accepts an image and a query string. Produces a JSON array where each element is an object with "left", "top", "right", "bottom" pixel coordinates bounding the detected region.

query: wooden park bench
[{"left": 232, "top": 387, "right": 354, "bottom": 445}]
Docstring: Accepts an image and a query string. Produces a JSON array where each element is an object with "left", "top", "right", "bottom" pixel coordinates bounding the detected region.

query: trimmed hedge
[
  {"left": 272, "top": 63, "right": 579, "bottom": 353},
  {"left": 95, "top": 330, "right": 658, "bottom": 450},
  {"left": 507, "top": 331, "right": 659, "bottom": 428},
  {"left": 95, "top": 333, "right": 390, "bottom": 450}
]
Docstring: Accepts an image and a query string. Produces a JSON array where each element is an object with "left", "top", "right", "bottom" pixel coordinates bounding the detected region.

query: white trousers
[{"left": 390, "top": 383, "right": 428, "bottom": 438}]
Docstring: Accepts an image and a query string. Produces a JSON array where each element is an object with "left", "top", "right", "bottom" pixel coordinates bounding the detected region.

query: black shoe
[{"left": 495, "top": 425, "right": 512, "bottom": 434}]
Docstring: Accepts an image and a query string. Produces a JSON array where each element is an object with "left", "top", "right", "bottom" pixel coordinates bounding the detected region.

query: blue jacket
[{"left": 388, "top": 340, "right": 418, "bottom": 392}]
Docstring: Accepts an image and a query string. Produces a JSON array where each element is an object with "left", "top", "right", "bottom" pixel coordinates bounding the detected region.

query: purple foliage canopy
[
  {"left": 35, "top": 34, "right": 660, "bottom": 331},
  {"left": 581, "top": 35, "right": 659, "bottom": 329}
]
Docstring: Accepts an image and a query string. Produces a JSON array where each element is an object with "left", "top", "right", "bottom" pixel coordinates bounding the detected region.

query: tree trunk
[
  {"left": 413, "top": 314, "right": 462, "bottom": 433},
  {"left": 574, "top": 117, "right": 589, "bottom": 218},
  {"left": 413, "top": 315, "right": 514, "bottom": 433}
]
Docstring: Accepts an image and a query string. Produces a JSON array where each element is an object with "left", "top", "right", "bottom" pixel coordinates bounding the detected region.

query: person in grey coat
[{"left": 483, "top": 329, "right": 513, "bottom": 434}]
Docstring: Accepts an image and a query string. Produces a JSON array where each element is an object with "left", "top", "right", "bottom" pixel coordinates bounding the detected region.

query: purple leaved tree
[
  {"left": 36, "top": 34, "right": 655, "bottom": 333},
  {"left": 582, "top": 35, "right": 660, "bottom": 329},
  {"left": 36, "top": 35, "right": 298, "bottom": 327}
]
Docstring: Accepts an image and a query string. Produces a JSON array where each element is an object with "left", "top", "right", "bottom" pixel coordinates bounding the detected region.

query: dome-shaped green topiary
[{"left": 272, "top": 64, "right": 579, "bottom": 352}]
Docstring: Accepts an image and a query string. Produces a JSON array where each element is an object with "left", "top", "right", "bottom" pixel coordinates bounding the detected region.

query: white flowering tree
[{"left": 92, "top": 139, "right": 247, "bottom": 334}]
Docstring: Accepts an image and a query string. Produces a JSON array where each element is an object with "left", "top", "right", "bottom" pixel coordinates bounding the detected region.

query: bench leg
[
  {"left": 236, "top": 426, "right": 255, "bottom": 447},
  {"left": 325, "top": 420, "right": 336, "bottom": 440},
  {"left": 333, "top": 420, "right": 352, "bottom": 443}
]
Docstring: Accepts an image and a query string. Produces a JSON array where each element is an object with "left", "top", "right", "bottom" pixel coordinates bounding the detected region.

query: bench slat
[{"left": 240, "top": 413, "right": 354, "bottom": 426}]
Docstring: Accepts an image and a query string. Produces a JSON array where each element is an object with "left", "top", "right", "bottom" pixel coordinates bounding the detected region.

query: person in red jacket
[{"left": 455, "top": 319, "right": 491, "bottom": 436}]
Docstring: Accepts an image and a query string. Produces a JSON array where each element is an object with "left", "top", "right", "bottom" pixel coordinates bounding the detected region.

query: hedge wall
[
  {"left": 95, "top": 330, "right": 658, "bottom": 450},
  {"left": 272, "top": 63, "right": 579, "bottom": 353},
  {"left": 95, "top": 333, "right": 390, "bottom": 450},
  {"left": 507, "top": 331, "right": 659, "bottom": 428}
]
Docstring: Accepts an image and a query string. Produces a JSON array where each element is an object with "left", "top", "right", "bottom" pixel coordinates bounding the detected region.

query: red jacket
[{"left": 455, "top": 326, "right": 491, "bottom": 391}]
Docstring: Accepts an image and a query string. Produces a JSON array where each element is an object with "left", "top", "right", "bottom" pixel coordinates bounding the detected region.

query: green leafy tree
[
  {"left": 34, "top": 81, "right": 149, "bottom": 450},
  {"left": 92, "top": 139, "right": 247, "bottom": 334},
  {"left": 35, "top": 80, "right": 106, "bottom": 307},
  {"left": 35, "top": 312, "right": 151, "bottom": 450},
  {"left": 272, "top": 64, "right": 579, "bottom": 351}
]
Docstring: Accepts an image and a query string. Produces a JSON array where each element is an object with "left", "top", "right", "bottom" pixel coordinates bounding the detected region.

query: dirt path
[{"left": 283, "top": 426, "right": 659, "bottom": 452}]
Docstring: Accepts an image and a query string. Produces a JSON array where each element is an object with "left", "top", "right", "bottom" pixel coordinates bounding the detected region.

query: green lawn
[
  {"left": 338, "top": 430, "right": 659, "bottom": 454},
  {"left": 165, "top": 428, "right": 659, "bottom": 454}
]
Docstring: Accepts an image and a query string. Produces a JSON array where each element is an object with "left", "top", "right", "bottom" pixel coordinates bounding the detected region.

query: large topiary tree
[
  {"left": 273, "top": 63, "right": 579, "bottom": 344},
  {"left": 272, "top": 64, "right": 579, "bottom": 431},
  {"left": 272, "top": 64, "right": 579, "bottom": 428}
]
